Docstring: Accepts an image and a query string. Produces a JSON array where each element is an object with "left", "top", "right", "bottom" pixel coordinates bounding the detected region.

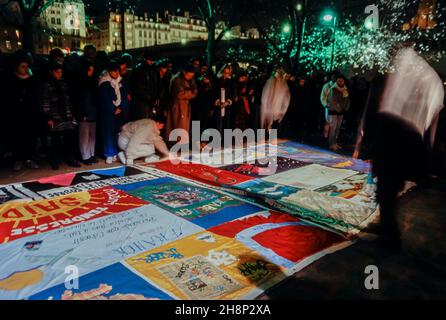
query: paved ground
[
  {"left": 0, "top": 158, "right": 117, "bottom": 185},
  {"left": 1, "top": 142, "right": 445, "bottom": 300},
  {"left": 260, "top": 178, "right": 446, "bottom": 299}
]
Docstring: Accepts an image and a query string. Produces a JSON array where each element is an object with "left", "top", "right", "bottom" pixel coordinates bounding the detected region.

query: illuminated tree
[
  {"left": 248, "top": 0, "right": 302, "bottom": 70},
  {"left": 299, "top": 0, "right": 446, "bottom": 74}
]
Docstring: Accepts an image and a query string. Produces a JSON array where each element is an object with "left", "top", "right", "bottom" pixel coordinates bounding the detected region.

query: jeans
[{"left": 328, "top": 114, "right": 344, "bottom": 148}]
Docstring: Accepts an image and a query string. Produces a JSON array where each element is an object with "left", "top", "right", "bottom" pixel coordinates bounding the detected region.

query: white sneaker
[
  {"left": 144, "top": 155, "right": 160, "bottom": 163},
  {"left": 105, "top": 157, "right": 114, "bottom": 164},
  {"left": 117, "top": 152, "right": 127, "bottom": 165}
]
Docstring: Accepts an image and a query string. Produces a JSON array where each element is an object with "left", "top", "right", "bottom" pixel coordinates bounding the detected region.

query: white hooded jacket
[
  {"left": 260, "top": 72, "right": 291, "bottom": 130},
  {"left": 120, "top": 119, "right": 169, "bottom": 161}
]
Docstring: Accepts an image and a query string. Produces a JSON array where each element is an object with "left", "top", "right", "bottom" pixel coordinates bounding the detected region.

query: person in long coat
[
  {"left": 165, "top": 65, "right": 198, "bottom": 145},
  {"left": 5, "top": 54, "right": 40, "bottom": 171},
  {"left": 260, "top": 67, "right": 291, "bottom": 132}
]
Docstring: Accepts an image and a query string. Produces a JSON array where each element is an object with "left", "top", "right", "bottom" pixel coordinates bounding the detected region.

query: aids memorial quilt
[
  {"left": 0, "top": 142, "right": 378, "bottom": 300},
  {"left": 0, "top": 187, "right": 148, "bottom": 244},
  {"left": 221, "top": 157, "right": 309, "bottom": 178},
  {"left": 0, "top": 203, "right": 203, "bottom": 299},
  {"left": 0, "top": 166, "right": 162, "bottom": 204},
  {"left": 29, "top": 262, "right": 174, "bottom": 300},
  {"left": 141, "top": 161, "right": 254, "bottom": 187},
  {"left": 124, "top": 231, "right": 285, "bottom": 300},
  {"left": 115, "top": 177, "right": 263, "bottom": 229},
  {"left": 208, "top": 211, "right": 347, "bottom": 270}
]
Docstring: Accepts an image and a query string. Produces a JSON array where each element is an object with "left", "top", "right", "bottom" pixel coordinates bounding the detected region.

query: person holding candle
[{"left": 213, "top": 65, "right": 236, "bottom": 133}]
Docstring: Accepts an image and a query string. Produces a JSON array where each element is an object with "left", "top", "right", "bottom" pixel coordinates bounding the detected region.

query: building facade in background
[
  {"left": 0, "top": 0, "right": 257, "bottom": 54},
  {"left": 89, "top": 10, "right": 235, "bottom": 53},
  {"left": 37, "top": 0, "right": 87, "bottom": 54},
  {"left": 0, "top": 26, "right": 22, "bottom": 53}
]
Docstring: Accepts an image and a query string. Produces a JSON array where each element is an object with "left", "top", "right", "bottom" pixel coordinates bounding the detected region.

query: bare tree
[
  {"left": 192, "top": 0, "right": 250, "bottom": 67},
  {"left": 248, "top": 0, "right": 302, "bottom": 70},
  {"left": 0, "top": 0, "right": 51, "bottom": 53}
]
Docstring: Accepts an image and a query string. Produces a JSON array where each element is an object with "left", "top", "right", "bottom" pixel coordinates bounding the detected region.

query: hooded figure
[
  {"left": 379, "top": 47, "right": 444, "bottom": 146},
  {"left": 260, "top": 68, "right": 291, "bottom": 131}
]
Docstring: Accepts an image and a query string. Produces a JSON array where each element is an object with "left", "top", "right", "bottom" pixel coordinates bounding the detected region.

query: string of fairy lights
[{"left": 266, "top": 0, "right": 445, "bottom": 74}]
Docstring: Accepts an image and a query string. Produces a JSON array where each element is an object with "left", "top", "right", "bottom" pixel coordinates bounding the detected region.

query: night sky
[{"left": 84, "top": 0, "right": 195, "bottom": 17}]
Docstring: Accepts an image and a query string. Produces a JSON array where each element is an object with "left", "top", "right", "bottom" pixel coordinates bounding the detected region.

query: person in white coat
[
  {"left": 260, "top": 67, "right": 291, "bottom": 134},
  {"left": 117, "top": 115, "right": 170, "bottom": 165}
]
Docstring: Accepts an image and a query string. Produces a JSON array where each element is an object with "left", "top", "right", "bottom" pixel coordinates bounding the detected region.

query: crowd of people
[
  {"left": 0, "top": 45, "right": 444, "bottom": 176},
  {"left": 1, "top": 44, "right": 446, "bottom": 250}
]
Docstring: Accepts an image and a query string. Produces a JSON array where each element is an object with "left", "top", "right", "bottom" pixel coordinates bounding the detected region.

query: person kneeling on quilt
[{"left": 117, "top": 115, "right": 170, "bottom": 165}]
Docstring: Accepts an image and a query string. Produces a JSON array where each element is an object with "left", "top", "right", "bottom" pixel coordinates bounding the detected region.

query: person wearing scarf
[
  {"left": 326, "top": 75, "right": 351, "bottom": 151},
  {"left": 98, "top": 61, "right": 123, "bottom": 164}
]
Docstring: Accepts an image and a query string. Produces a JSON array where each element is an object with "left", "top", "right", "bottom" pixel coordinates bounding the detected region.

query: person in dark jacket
[
  {"left": 212, "top": 65, "right": 236, "bottom": 132},
  {"left": 98, "top": 61, "right": 123, "bottom": 164},
  {"left": 76, "top": 62, "right": 98, "bottom": 165},
  {"left": 246, "top": 67, "right": 263, "bottom": 131},
  {"left": 40, "top": 62, "right": 80, "bottom": 170},
  {"left": 5, "top": 54, "right": 40, "bottom": 171},
  {"left": 129, "top": 50, "right": 161, "bottom": 120},
  {"left": 193, "top": 72, "right": 214, "bottom": 133},
  {"left": 233, "top": 71, "right": 250, "bottom": 130},
  {"left": 156, "top": 60, "right": 170, "bottom": 118}
]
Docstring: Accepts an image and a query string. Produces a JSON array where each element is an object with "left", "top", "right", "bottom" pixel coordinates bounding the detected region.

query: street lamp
[
  {"left": 282, "top": 23, "right": 291, "bottom": 34},
  {"left": 322, "top": 14, "right": 334, "bottom": 23},
  {"left": 320, "top": 10, "right": 337, "bottom": 72}
]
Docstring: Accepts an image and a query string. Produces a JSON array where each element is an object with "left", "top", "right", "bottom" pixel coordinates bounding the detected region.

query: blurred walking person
[
  {"left": 260, "top": 67, "right": 291, "bottom": 138},
  {"left": 371, "top": 47, "right": 444, "bottom": 250}
]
